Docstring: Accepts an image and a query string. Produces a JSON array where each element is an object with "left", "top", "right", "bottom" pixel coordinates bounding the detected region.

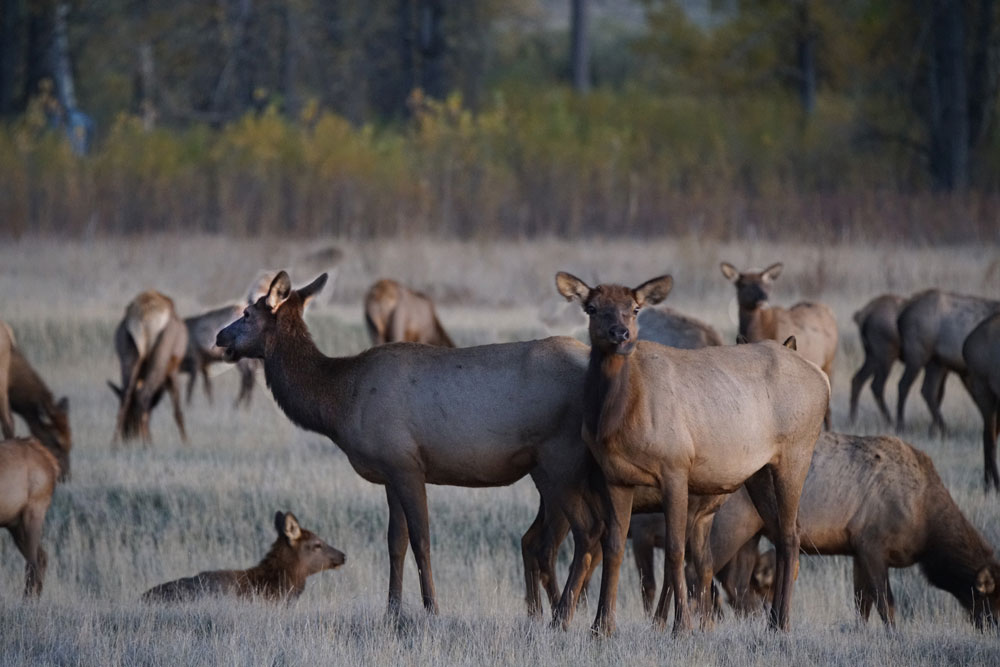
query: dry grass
[{"left": 0, "top": 234, "right": 998, "bottom": 666}]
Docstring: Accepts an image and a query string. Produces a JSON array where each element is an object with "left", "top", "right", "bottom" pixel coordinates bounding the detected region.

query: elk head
[
  {"left": 276, "top": 511, "right": 346, "bottom": 577},
  {"left": 34, "top": 397, "right": 71, "bottom": 481},
  {"left": 721, "top": 262, "right": 783, "bottom": 311},
  {"left": 555, "top": 272, "right": 673, "bottom": 355},
  {"left": 216, "top": 271, "right": 328, "bottom": 362},
  {"left": 972, "top": 564, "right": 1000, "bottom": 631}
]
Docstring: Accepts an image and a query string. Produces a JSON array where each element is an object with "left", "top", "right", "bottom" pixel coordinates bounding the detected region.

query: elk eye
[
  {"left": 633, "top": 306, "right": 640, "bottom": 315},
  {"left": 584, "top": 305, "right": 596, "bottom": 315}
]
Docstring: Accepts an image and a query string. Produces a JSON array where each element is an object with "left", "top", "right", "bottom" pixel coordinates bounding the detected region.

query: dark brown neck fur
[
  {"left": 240, "top": 540, "right": 307, "bottom": 600},
  {"left": 584, "top": 347, "right": 634, "bottom": 444}
]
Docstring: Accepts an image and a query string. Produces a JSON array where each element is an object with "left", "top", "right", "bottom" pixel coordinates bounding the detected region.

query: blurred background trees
[{"left": 0, "top": 0, "right": 998, "bottom": 239}]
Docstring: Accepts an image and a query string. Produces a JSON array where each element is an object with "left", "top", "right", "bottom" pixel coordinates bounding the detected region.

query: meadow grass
[{"left": 0, "top": 235, "right": 998, "bottom": 665}]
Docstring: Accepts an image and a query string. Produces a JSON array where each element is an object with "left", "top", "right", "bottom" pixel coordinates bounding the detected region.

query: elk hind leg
[{"left": 392, "top": 476, "right": 437, "bottom": 613}]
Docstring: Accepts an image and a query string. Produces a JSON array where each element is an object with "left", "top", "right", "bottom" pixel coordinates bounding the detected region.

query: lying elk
[
  {"left": 896, "top": 289, "right": 1000, "bottom": 435},
  {"left": 720, "top": 262, "right": 837, "bottom": 427},
  {"left": 963, "top": 313, "right": 1000, "bottom": 491},
  {"left": 706, "top": 431, "right": 1000, "bottom": 628},
  {"left": 181, "top": 304, "right": 257, "bottom": 408},
  {"left": 556, "top": 272, "right": 829, "bottom": 634},
  {"left": 0, "top": 436, "right": 66, "bottom": 596},
  {"left": 142, "top": 511, "right": 345, "bottom": 602},
  {"left": 850, "top": 294, "right": 906, "bottom": 424},
  {"left": 108, "top": 291, "right": 188, "bottom": 444},
  {"left": 217, "top": 271, "right": 610, "bottom": 619},
  {"left": 0, "top": 321, "right": 14, "bottom": 439},
  {"left": 364, "top": 278, "right": 455, "bottom": 347}
]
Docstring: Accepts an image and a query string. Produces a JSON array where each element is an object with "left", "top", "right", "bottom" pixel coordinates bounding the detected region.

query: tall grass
[{"left": 0, "top": 236, "right": 998, "bottom": 665}]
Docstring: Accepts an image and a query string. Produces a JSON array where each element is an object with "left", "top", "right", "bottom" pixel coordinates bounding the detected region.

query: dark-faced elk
[
  {"left": 142, "top": 511, "right": 345, "bottom": 602},
  {"left": 108, "top": 291, "right": 188, "bottom": 444}
]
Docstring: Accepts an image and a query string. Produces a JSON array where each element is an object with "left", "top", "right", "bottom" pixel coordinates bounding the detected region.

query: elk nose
[{"left": 609, "top": 325, "right": 629, "bottom": 343}]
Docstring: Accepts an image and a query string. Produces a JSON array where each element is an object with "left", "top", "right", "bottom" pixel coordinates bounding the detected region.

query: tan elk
[
  {"left": 850, "top": 294, "right": 906, "bottom": 424},
  {"left": 963, "top": 313, "right": 1000, "bottom": 491},
  {"left": 895, "top": 289, "right": 1000, "bottom": 435},
  {"left": 364, "top": 278, "right": 455, "bottom": 347},
  {"left": 705, "top": 431, "right": 1000, "bottom": 628},
  {"left": 720, "top": 262, "right": 837, "bottom": 426},
  {"left": 556, "top": 271, "right": 829, "bottom": 634},
  {"left": 108, "top": 291, "right": 188, "bottom": 444},
  {"left": 181, "top": 304, "right": 257, "bottom": 408},
  {"left": 0, "top": 321, "right": 14, "bottom": 439},
  {"left": 142, "top": 512, "right": 345, "bottom": 602},
  {"left": 0, "top": 436, "right": 65, "bottom": 596},
  {"left": 8, "top": 346, "right": 72, "bottom": 480},
  {"left": 216, "top": 271, "right": 617, "bottom": 620}
]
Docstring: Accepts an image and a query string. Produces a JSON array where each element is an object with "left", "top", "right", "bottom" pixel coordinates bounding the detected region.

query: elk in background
[
  {"left": 720, "top": 261, "right": 837, "bottom": 427},
  {"left": 850, "top": 294, "right": 906, "bottom": 424},
  {"left": 108, "top": 291, "right": 188, "bottom": 444},
  {"left": 181, "top": 304, "right": 257, "bottom": 408},
  {"left": 895, "top": 289, "right": 1000, "bottom": 435},
  {"left": 963, "top": 313, "right": 1000, "bottom": 491},
  {"left": 364, "top": 278, "right": 454, "bottom": 347},
  {"left": 0, "top": 321, "right": 14, "bottom": 439}
]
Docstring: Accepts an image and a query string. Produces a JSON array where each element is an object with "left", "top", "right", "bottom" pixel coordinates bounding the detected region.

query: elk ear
[
  {"left": 735, "top": 334, "right": 749, "bottom": 345},
  {"left": 720, "top": 262, "right": 739, "bottom": 282},
  {"left": 782, "top": 335, "right": 797, "bottom": 351},
  {"left": 633, "top": 275, "right": 672, "bottom": 307},
  {"left": 762, "top": 262, "right": 783, "bottom": 283},
  {"left": 282, "top": 512, "right": 302, "bottom": 542},
  {"left": 107, "top": 381, "right": 123, "bottom": 400},
  {"left": 976, "top": 567, "right": 996, "bottom": 595},
  {"left": 555, "top": 272, "right": 591, "bottom": 304},
  {"left": 266, "top": 271, "right": 293, "bottom": 312},
  {"left": 56, "top": 397, "right": 69, "bottom": 415},
  {"left": 298, "top": 272, "right": 329, "bottom": 307}
]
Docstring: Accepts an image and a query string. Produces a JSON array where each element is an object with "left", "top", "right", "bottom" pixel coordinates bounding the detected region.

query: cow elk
[
  {"left": 217, "top": 271, "right": 614, "bottom": 620},
  {"left": 142, "top": 511, "right": 345, "bottom": 602},
  {"left": 895, "top": 289, "right": 1000, "bottom": 435},
  {"left": 637, "top": 306, "right": 723, "bottom": 349},
  {"left": 963, "top": 313, "right": 1000, "bottom": 491},
  {"left": 181, "top": 304, "right": 257, "bottom": 408},
  {"left": 108, "top": 291, "right": 188, "bottom": 444},
  {"left": 849, "top": 294, "right": 906, "bottom": 424},
  {"left": 8, "top": 346, "right": 72, "bottom": 480},
  {"left": 720, "top": 262, "right": 837, "bottom": 427},
  {"left": 0, "top": 436, "right": 65, "bottom": 596},
  {"left": 364, "top": 279, "right": 454, "bottom": 347},
  {"left": 556, "top": 271, "right": 829, "bottom": 634},
  {"left": 707, "top": 431, "right": 1000, "bottom": 628}
]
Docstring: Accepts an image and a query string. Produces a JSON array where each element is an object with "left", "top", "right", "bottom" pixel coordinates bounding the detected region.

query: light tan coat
[{"left": 364, "top": 278, "right": 454, "bottom": 347}]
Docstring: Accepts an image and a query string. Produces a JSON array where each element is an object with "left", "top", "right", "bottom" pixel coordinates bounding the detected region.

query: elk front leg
[
  {"left": 393, "top": 476, "right": 437, "bottom": 613},
  {"left": 385, "top": 485, "right": 410, "bottom": 616},
  {"left": 590, "top": 483, "right": 633, "bottom": 636},
  {"left": 653, "top": 477, "right": 691, "bottom": 634}
]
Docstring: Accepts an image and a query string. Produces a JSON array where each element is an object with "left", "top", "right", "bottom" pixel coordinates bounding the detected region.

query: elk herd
[{"left": 2, "top": 257, "right": 1000, "bottom": 638}]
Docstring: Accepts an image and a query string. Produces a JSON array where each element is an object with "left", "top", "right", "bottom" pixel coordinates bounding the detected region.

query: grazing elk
[
  {"left": 217, "top": 271, "right": 613, "bottom": 619},
  {"left": 108, "top": 291, "right": 188, "bottom": 444},
  {"left": 850, "top": 294, "right": 906, "bottom": 424},
  {"left": 963, "top": 313, "right": 1000, "bottom": 491},
  {"left": 896, "top": 289, "right": 1000, "bottom": 435},
  {"left": 720, "top": 262, "right": 837, "bottom": 427},
  {"left": 364, "top": 279, "right": 455, "bottom": 347},
  {"left": 181, "top": 304, "right": 257, "bottom": 408},
  {"left": 0, "top": 321, "right": 14, "bottom": 439},
  {"left": 556, "top": 272, "right": 829, "bottom": 634},
  {"left": 0, "top": 436, "right": 65, "bottom": 596},
  {"left": 142, "top": 512, "right": 345, "bottom": 602},
  {"left": 706, "top": 431, "right": 1000, "bottom": 628},
  {"left": 8, "top": 347, "right": 72, "bottom": 480}
]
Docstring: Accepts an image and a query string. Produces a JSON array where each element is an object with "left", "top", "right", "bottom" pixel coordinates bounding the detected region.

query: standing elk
[
  {"left": 108, "top": 291, "right": 188, "bottom": 444},
  {"left": 217, "top": 271, "right": 616, "bottom": 620},
  {"left": 0, "top": 436, "right": 66, "bottom": 596},
  {"left": 895, "top": 289, "right": 1000, "bottom": 435},
  {"left": 364, "top": 279, "right": 455, "bottom": 347},
  {"left": 705, "top": 431, "right": 1000, "bottom": 628},
  {"left": 0, "top": 321, "right": 14, "bottom": 439},
  {"left": 720, "top": 261, "right": 837, "bottom": 427},
  {"left": 849, "top": 294, "right": 906, "bottom": 424},
  {"left": 637, "top": 306, "right": 723, "bottom": 349},
  {"left": 181, "top": 304, "right": 257, "bottom": 408},
  {"left": 555, "top": 271, "right": 829, "bottom": 634},
  {"left": 963, "top": 313, "right": 1000, "bottom": 491},
  {"left": 142, "top": 511, "right": 345, "bottom": 602},
  {"left": 8, "top": 347, "right": 72, "bottom": 480}
]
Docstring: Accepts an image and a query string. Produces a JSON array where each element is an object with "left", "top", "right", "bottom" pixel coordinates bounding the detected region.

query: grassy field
[{"left": 0, "top": 235, "right": 998, "bottom": 666}]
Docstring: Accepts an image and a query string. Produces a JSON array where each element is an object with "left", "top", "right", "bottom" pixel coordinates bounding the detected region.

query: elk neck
[
  {"left": 739, "top": 303, "right": 774, "bottom": 340},
  {"left": 242, "top": 543, "right": 307, "bottom": 600},
  {"left": 583, "top": 345, "right": 635, "bottom": 446}
]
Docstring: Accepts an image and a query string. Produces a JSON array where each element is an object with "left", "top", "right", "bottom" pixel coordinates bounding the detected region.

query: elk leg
[
  {"left": 856, "top": 549, "right": 894, "bottom": 625},
  {"left": 166, "top": 375, "right": 188, "bottom": 443},
  {"left": 578, "top": 540, "right": 603, "bottom": 609},
  {"left": 870, "top": 361, "right": 893, "bottom": 425},
  {"left": 0, "top": 362, "right": 13, "bottom": 438},
  {"left": 235, "top": 360, "right": 255, "bottom": 408},
  {"left": 849, "top": 356, "right": 876, "bottom": 424},
  {"left": 851, "top": 559, "right": 874, "bottom": 622},
  {"left": 589, "top": 483, "right": 633, "bottom": 636},
  {"left": 653, "top": 477, "right": 691, "bottom": 634},
  {"left": 631, "top": 525, "right": 658, "bottom": 616},
  {"left": 184, "top": 365, "right": 198, "bottom": 405},
  {"left": 521, "top": 500, "right": 547, "bottom": 617},
  {"left": 385, "top": 485, "right": 410, "bottom": 615},
  {"left": 11, "top": 509, "right": 47, "bottom": 597},
  {"left": 522, "top": 498, "right": 569, "bottom": 617},
  {"left": 392, "top": 477, "right": 437, "bottom": 614},
  {"left": 967, "top": 376, "right": 1000, "bottom": 492},
  {"left": 200, "top": 363, "right": 214, "bottom": 406},
  {"left": 920, "top": 361, "right": 948, "bottom": 436},
  {"left": 895, "top": 363, "right": 921, "bottom": 433},
  {"left": 550, "top": 518, "right": 600, "bottom": 630}
]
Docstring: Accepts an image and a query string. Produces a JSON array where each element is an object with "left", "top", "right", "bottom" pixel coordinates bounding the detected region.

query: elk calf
[
  {"left": 108, "top": 291, "right": 188, "bottom": 444},
  {"left": 364, "top": 279, "right": 454, "bottom": 347},
  {"left": 0, "top": 437, "right": 64, "bottom": 597},
  {"left": 142, "top": 512, "right": 345, "bottom": 603}
]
